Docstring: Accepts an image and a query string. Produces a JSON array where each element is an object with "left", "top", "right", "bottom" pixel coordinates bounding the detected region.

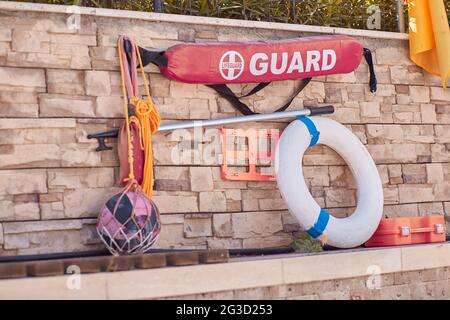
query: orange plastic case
[
  {"left": 220, "top": 128, "right": 280, "bottom": 181},
  {"left": 365, "top": 216, "right": 446, "bottom": 247}
]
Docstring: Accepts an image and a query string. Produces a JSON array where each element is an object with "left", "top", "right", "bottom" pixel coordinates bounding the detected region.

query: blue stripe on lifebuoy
[
  {"left": 306, "top": 208, "right": 330, "bottom": 238},
  {"left": 298, "top": 116, "right": 320, "bottom": 147}
]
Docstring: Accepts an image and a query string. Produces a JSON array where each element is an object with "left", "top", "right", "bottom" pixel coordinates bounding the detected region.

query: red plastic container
[
  {"left": 220, "top": 128, "right": 280, "bottom": 181},
  {"left": 365, "top": 216, "right": 446, "bottom": 247}
]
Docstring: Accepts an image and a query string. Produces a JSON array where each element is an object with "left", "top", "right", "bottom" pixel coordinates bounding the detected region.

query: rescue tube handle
[{"left": 309, "top": 105, "right": 334, "bottom": 116}]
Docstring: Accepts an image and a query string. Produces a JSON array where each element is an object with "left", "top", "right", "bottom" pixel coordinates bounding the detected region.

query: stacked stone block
[
  {"left": 161, "top": 267, "right": 450, "bottom": 300},
  {"left": 0, "top": 9, "right": 448, "bottom": 255}
]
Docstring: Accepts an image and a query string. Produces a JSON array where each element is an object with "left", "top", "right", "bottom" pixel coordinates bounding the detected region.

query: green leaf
[{"left": 292, "top": 233, "right": 324, "bottom": 253}]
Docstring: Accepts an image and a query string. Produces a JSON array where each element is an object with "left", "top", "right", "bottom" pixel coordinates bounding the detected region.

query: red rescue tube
[{"left": 159, "top": 35, "right": 363, "bottom": 84}]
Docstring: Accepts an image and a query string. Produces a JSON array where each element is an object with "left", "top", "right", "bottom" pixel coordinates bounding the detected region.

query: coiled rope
[{"left": 117, "top": 37, "right": 161, "bottom": 197}]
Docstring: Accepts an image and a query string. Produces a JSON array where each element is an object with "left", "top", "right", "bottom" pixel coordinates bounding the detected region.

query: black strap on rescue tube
[
  {"left": 123, "top": 38, "right": 168, "bottom": 68},
  {"left": 207, "top": 78, "right": 311, "bottom": 115},
  {"left": 139, "top": 48, "right": 168, "bottom": 68},
  {"left": 206, "top": 82, "right": 269, "bottom": 115},
  {"left": 363, "top": 48, "right": 377, "bottom": 93}
]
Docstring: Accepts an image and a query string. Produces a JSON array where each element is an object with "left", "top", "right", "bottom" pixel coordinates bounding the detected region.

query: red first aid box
[{"left": 365, "top": 216, "right": 446, "bottom": 247}]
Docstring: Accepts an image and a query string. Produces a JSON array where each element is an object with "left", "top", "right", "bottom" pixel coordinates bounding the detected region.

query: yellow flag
[{"left": 408, "top": 0, "right": 450, "bottom": 88}]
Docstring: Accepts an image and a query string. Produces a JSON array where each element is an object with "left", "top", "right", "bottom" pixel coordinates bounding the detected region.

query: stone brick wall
[
  {"left": 161, "top": 267, "right": 450, "bottom": 300},
  {"left": 0, "top": 5, "right": 449, "bottom": 255}
]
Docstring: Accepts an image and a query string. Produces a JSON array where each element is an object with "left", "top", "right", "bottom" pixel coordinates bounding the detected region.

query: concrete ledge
[
  {"left": 0, "top": 243, "right": 448, "bottom": 299},
  {"left": 0, "top": 1, "right": 409, "bottom": 40}
]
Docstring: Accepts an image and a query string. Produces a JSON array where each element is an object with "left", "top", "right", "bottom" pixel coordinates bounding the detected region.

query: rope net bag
[
  {"left": 97, "top": 182, "right": 160, "bottom": 254},
  {"left": 97, "top": 36, "right": 161, "bottom": 255}
]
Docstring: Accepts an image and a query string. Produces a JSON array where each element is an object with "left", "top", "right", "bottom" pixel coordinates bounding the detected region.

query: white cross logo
[{"left": 219, "top": 51, "right": 245, "bottom": 81}]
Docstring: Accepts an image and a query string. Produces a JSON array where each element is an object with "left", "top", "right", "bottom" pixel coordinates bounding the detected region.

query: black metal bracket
[
  {"left": 363, "top": 48, "right": 377, "bottom": 93},
  {"left": 87, "top": 129, "right": 119, "bottom": 152},
  {"left": 88, "top": 104, "right": 133, "bottom": 152}
]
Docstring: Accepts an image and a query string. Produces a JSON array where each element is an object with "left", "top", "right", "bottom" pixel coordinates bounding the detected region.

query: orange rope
[
  {"left": 133, "top": 39, "right": 161, "bottom": 198},
  {"left": 117, "top": 37, "right": 160, "bottom": 197}
]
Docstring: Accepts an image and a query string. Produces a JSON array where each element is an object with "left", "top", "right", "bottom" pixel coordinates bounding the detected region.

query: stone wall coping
[
  {"left": 0, "top": 242, "right": 448, "bottom": 299},
  {"left": 0, "top": 1, "right": 409, "bottom": 40}
]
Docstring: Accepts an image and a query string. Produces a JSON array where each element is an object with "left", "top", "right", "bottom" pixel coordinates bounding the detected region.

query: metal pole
[
  {"left": 154, "top": 0, "right": 164, "bottom": 13},
  {"left": 86, "top": 106, "right": 334, "bottom": 151},
  {"left": 396, "top": 0, "right": 406, "bottom": 33},
  {"left": 157, "top": 106, "right": 334, "bottom": 132}
]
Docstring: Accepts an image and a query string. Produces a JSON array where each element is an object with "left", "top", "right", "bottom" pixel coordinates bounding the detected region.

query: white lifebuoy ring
[{"left": 275, "top": 116, "right": 383, "bottom": 248}]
